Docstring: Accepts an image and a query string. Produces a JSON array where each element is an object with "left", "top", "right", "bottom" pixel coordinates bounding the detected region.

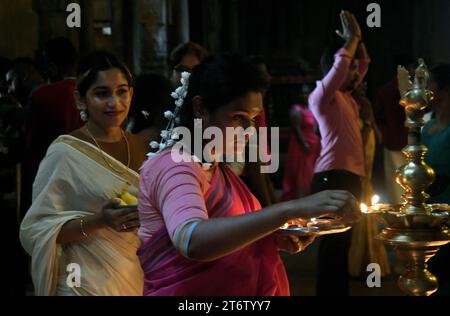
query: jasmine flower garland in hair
[
  {"left": 146, "top": 72, "right": 212, "bottom": 171},
  {"left": 147, "top": 71, "right": 190, "bottom": 158}
]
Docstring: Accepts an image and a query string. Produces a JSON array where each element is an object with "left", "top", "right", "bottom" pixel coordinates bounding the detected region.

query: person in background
[
  {"left": 348, "top": 82, "right": 390, "bottom": 278},
  {"left": 0, "top": 95, "right": 26, "bottom": 296},
  {"left": 281, "top": 84, "right": 320, "bottom": 201},
  {"left": 22, "top": 37, "right": 83, "bottom": 219},
  {"left": 421, "top": 64, "right": 450, "bottom": 204},
  {"left": 169, "top": 42, "right": 208, "bottom": 85},
  {"left": 5, "top": 58, "right": 44, "bottom": 107},
  {"left": 308, "top": 11, "right": 369, "bottom": 296},
  {"left": 422, "top": 64, "right": 450, "bottom": 296}
]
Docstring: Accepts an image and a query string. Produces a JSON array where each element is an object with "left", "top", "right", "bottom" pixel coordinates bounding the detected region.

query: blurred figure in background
[
  {"left": 348, "top": 82, "right": 390, "bottom": 278},
  {"left": 5, "top": 58, "right": 44, "bottom": 107},
  {"left": 22, "top": 37, "right": 82, "bottom": 217},
  {"left": 281, "top": 83, "right": 320, "bottom": 201},
  {"left": 421, "top": 64, "right": 450, "bottom": 203},
  {"left": 422, "top": 64, "right": 450, "bottom": 296},
  {"left": 169, "top": 42, "right": 208, "bottom": 85},
  {"left": 309, "top": 11, "right": 369, "bottom": 296},
  {"left": 0, "top": 95, "right": 26, "bottom": 296}
]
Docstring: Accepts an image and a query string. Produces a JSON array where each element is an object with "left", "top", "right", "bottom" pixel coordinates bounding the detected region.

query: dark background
[{"left": 1, "top": 0, "right": 449, "bottom": 187}]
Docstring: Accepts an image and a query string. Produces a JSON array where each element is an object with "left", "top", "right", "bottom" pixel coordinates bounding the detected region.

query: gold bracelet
[{"left": 80, "top": 218, "right": 89, "bottom": 238}]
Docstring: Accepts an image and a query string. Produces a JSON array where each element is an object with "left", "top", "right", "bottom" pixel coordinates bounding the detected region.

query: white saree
[{"left": 20, "top": 135, "right": 144, "bottom": 296}]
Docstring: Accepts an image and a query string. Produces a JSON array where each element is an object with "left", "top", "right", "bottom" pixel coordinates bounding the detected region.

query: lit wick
[
  {"left": 361, "top": 194, "right": 381, "bottom": 214},
  {"left": 372, "top": 194, "right": 380, "bottom": 205},
  {"left": 360, "top": 203, "right": 369, "bottom": 214},
  {"left": 371, "top": 194, "right": 381, "bottom": 211}
]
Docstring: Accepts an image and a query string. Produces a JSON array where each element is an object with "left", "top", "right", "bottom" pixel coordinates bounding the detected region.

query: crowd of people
[{"left": 1, "top": 10, "right": 449, "bottom": 296}]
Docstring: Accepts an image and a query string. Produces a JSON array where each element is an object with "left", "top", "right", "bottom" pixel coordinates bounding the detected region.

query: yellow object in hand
[
  {"left": 119, "top": 192, "right": 138, "bottom": 205},
  {"left": 117, "top": 198, "right": 127, "bottom": 206}
]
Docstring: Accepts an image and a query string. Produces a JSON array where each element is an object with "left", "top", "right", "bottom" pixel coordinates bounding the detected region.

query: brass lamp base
[{"left": 377, "top": 227, "right": 450, "bottom": 296}]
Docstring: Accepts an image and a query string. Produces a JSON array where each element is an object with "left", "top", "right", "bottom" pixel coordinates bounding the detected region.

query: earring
[{"left": 80, "top": 110, "right": 88, "bottom": 122}]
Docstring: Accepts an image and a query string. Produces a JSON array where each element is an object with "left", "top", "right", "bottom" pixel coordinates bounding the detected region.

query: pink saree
[{"left": 137, "top": 162, "right": 289, "bottom": 296}]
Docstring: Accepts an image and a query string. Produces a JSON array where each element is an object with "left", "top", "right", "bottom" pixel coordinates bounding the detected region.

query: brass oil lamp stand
[{"left": 365, "top": 59, "right": 450, "bottom": 296}]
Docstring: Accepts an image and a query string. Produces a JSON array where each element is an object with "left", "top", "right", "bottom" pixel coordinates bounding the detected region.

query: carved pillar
[{"left": 168, "top": 0, "right": 189, "bottom": 48}]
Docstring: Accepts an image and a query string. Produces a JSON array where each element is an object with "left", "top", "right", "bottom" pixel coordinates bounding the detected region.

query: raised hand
[{"left": 336, "top": 11, "right": 362, "bottom": 41}]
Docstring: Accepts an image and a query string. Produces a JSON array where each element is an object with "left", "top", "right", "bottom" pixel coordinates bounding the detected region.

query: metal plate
[{"left": 277, "top": 223, "right": 351, "bottom": 236}]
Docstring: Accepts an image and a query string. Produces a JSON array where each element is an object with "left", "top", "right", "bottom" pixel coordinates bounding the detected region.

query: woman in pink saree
[{"left": 138, "top": 54, "right": 360, "bottom": 296}]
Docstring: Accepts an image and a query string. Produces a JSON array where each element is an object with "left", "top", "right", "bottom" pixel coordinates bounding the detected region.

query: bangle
[{"left": 80, "top": 218, "right": 89, "bottom": 238}]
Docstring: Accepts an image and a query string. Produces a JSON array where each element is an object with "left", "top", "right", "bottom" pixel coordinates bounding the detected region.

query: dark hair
[
  {"left": 44, "top": 37, "right": 78, "bottom": 73},
  {"left": 130, "top": 73, "right": 173, "bottom": 133},
  {"left": 76, "top": 51, "right": 133, "bottom": 97},
  {"left": 8, "top": 57, "right": 38, "bottom": 76},
  {"left": 170, "top": 42, "right": 208, "bottom": 69},
  {"left": 179, "top": 53, "right": 269, "bottom": 131},
  {"left": 430, "top": 64, "right": 450, "bottom": 91},
  {"left": 320, "top": 38, "right": 345, "bottom": 76}
]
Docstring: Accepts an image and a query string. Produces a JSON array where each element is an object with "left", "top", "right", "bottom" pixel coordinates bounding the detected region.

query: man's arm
[{"left": 309, "top": 11, "right": 361, "bottom": 112}]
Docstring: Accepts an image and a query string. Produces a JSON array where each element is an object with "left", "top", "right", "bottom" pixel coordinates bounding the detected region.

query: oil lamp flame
[
  {"left": 360, "top": 203, "right": 368, "bottom": 214},
  {"left": 372, "top": 194, "right": 380, "bottom": 206}
]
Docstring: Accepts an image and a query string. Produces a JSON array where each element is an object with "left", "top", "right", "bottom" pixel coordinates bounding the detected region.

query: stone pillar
[
  {"left": 79, "top": 0, "right": 94, "bottom": 54},
  {"left": 123, "top": 0, "right": 141, "bottom": 74},
  {"left": 169, "top": 0, "right": 189, "bottom": 46},
  {"left": 202, "top": 0, "right": 222, "bottom": 54},
  {"left": 0, "top": 0, "right": 38, "bottom": 58},
  {"left": 139, "top": 0, "right": 169, "bottom": 74}
]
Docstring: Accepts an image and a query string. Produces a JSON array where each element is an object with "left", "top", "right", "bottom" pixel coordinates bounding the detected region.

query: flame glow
[
  {"left": 371, "top": 194, "right": 380, "bottom": 206},
  {"left": 360, "top": 203, "right": 368, "bottom": 213}
]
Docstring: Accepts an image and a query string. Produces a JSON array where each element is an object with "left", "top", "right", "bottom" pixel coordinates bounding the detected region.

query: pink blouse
[
  {"left": 138, "top": 150, "right": 211, "bottom": 244},
  {"left": 308, "top": 48, "right": 369, "bottom": 177}
]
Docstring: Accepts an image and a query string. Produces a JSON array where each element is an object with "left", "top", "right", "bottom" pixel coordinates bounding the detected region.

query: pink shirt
[
  {"left": 308, "top": 48, "right": 368, "bottom": 176},
  {"left": 138, "top": 150, "right": 211, "bottom": 243}
]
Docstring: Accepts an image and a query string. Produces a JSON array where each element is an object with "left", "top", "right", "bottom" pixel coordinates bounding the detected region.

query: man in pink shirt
[{"left": 308, "top": 11, "right": 369, "bottom": 296}]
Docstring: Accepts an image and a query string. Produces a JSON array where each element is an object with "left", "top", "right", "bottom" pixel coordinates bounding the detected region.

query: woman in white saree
[{"left": 20, "top": 51, "right": 147, "bottom": 296}]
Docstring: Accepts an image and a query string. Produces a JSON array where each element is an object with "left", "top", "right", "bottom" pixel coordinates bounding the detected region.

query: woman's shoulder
[
  {"left": 69, "top": 128, "right": 87, "bottom": 140},
  {"left": 37, "top": 136, "right": 84, "bottom": 169},
  {"left": 140, "top": 149, "right": 206, "bottom": 180}
]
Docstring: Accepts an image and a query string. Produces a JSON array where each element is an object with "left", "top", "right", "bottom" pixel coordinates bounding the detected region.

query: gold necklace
[{"left": 84, "top": 124, "right": 131, "bottom": 175}]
